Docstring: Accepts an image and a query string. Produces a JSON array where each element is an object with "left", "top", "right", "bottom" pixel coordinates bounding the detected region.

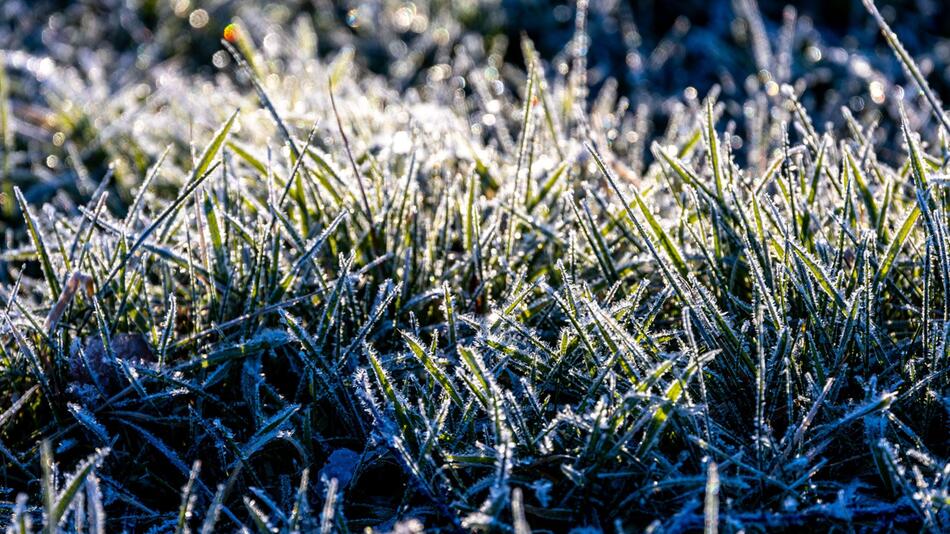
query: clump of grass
[{"left": 0, "top": 1, "right": 949, "bottom": 532}]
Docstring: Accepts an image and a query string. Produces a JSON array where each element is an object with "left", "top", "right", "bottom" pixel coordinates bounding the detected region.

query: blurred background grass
[{"left": 6, "top": 1, "right": 950, "bottom": 94}]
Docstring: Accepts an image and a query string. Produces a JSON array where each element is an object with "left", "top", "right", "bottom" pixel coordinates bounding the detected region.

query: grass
[{"left": 0, "top": 0, "right": 949, "bottom": 532}]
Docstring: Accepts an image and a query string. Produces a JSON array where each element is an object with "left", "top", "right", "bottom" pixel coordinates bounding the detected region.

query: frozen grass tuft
[{"left": 0, "top": 0, "right": 949, "bottom": 531}]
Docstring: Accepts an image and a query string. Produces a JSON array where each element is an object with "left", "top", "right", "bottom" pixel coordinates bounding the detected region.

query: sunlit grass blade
[
  {"left": 100, "top": 109, "right": 238, "bottom": 292},
  {"left": 863, "top": 0, "right": 950, "bottom": 133},
  {"left": 401, "top": 330, "right": 463, "bottom": 407},
  {"left": 14, "top": 187, "right": 60, "bottom": 299}
]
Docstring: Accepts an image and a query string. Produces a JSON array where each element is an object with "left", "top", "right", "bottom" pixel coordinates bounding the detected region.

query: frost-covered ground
[{"left": 0, "top": 1, "right": 948, "bottom": 532}]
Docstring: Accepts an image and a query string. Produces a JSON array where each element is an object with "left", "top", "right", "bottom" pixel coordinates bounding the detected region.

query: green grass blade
[
  {"left": 14, "top": 187, "right": 61, "bottom": 299},
  {"left": 875, "top": 204, "right": 921, "bottom": 286}
]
